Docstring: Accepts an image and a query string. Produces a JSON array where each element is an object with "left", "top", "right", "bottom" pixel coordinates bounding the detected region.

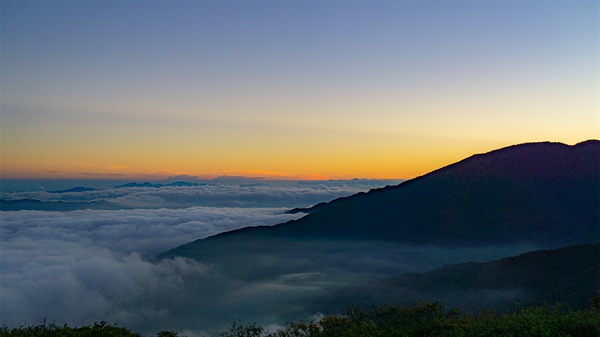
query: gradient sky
[{"left": 1, "top": 1, "right": 598, "bottom": 180}]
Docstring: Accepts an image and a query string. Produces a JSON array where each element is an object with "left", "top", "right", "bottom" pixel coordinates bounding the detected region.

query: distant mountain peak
[
  {"left": 113, "top": 181, "right": 202, "bottom": 189},
  {"left": 48, "top": 186, "right": 98, "bottom": 193}
]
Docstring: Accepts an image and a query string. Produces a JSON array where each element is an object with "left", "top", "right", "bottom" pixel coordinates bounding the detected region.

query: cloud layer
[
  {"left": 0, "top": 181, "right": 536, "bottom": 336},
  {"left": 0, "top": 204, "right": 534, "bottom": 336},
  {"left": 0, "top": 206, "right": 304, "bottom": 335},
  {"left": 1, "top": 180, "right": 402, "bottom": 209}
]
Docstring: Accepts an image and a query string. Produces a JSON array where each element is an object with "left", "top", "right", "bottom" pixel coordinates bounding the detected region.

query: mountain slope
[
  {"left": 276, "top": 140, "right": 598, "bottom": 245},
  {"left": 159, "top": 141, "right": 599, "bottom": 324},
  {"left": 173, "top": 140, "right": 599, "bottom": 250},
  {"left": 319, "top": 243, "right": 600, "bottom": 312}
]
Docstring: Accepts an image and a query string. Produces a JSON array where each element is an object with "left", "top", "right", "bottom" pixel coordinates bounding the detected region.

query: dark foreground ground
[{"left": 3, "top": 298, "right": 599, "bottom": 337}]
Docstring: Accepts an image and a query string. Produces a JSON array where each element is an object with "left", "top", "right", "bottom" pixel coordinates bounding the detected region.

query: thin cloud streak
[{"left": 105, "top": 165, "right": 129, "bottom": 171}]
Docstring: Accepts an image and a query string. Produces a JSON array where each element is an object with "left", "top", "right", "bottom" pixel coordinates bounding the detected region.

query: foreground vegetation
[{"left": 2, "top": 299, "right": 599, "bottom": 337}]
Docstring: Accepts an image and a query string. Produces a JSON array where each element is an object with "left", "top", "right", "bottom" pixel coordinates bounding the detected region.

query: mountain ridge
[
  {"left": 317, "top": 242, "right": 600, "bottom": 313},
  {"left": 296, "top": 140, "right": 598, "bottom": 214},
  {"left": 158, "top": 140, "right": 599, "bottom": 323},
  {"left": 189, "top": 140, "right": 598, "bottom": 247}
]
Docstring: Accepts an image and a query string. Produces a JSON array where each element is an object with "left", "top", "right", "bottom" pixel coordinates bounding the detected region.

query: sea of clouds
[
  {"left": 0, "top": 206, "right": 308, "bottom": 336},
  {"left": 0, "top": 180, "right": 401, "bottom": 209},
  {"left": 0, "top": 180, "right": 399, "bottom": 335},
  {"left": 0, "top": 180, "right": 534, "bottom": 336}
]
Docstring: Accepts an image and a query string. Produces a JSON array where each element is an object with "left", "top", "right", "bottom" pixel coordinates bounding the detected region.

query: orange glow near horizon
[{"left": 2, "top": 138, "right": 596, "bottom": 181}]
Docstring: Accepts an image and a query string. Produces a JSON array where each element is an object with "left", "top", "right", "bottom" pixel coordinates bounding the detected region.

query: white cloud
[
  {"left": 2, "top": 182, "right": 396, "bottom": 335},
  {"left": 0, "top": 207, "right": 304, "bottom": 334},
  {"left": 0, "top": 207, "right": 301, "bottom": 255}
]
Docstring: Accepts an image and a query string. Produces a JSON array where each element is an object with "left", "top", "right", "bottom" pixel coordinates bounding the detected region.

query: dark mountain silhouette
[
  {"left": 0, "top": 198, "right": 109, "bottom": 211},
  {"left": 393, "top": 242, "right": 600, "bottom": 307},
  {"left": 114, "top": 182, "right": 162, "bottom": 188},
  {"left": 113, "top": 181, "right": 202, "bottom": 188},
  {"left": 318, "top": 243, "right": 600, "bottom": 312},
  {"left": 210, "top": 175, "right": 265, "bottom": 183},
  {"left": 277, "top": 140, "right": 599, "bottom": 245},
  {"left": 48, "top": 186, "right": 98, "bottom": 193},
  {"left": 170, "top": 140, "right": 599, "bottom": 250},
  {"left": 165, "top": 181, "right": 205, "bottom": 187},
  {"left": 159, "top": 141, "right": 599, "bottom": 321}
]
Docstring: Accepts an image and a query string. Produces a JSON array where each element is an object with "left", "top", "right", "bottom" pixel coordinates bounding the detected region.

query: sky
[{"left": 1, "top": 1, "right": 598, "bottom": 180}]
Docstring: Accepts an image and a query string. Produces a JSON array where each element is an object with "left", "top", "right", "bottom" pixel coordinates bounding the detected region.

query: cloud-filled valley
[
  {"left": 0, "top": 180, "right": 538, "bottom": 336},
  {"left": 1, "top": 180, "right": 405, "bottom": 335},
  {"left": 0, "top": 204, "right": 540, "bottom": 335},
  {"left": 0, "top": 206, "right": 307, "bottom": 335}
]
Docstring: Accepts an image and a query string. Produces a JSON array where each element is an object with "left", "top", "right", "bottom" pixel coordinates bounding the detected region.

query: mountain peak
[{"left": 217, "top": 140, "right": 599, "bottom": 246}]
